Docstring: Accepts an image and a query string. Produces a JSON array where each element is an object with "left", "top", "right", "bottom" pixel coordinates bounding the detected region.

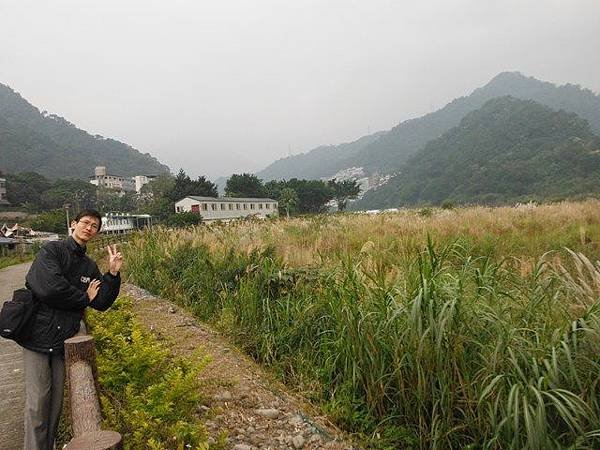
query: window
[
  {"left": 202, "top": 203, "right": 208, "bottom": 211},
  {"left": 243, "top": 204, "right": 247, "bottom": 210},
  {"left": 250, "top": 203, "right": 255, "bottom": 210},
  {"left": 236, "top": 203, "right": 241, "bottom": 210},
  {"left": 211, "top": 204, "right": 216, "bottom": 210},
  {"left": 228, "top": 204, "right": 233, "bottom": 210},
  {"left": 258, "top": 204, "right": 263, "bottom": 209},
  {"left": 221, "top": 203, "right": 225, "bottom": 210},
  {"left": 266, "top": 204, "right": 270, "bottom": 210}
]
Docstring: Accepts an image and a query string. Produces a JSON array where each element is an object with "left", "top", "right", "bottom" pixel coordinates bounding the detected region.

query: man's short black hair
[{"left": 73, "top": 209, "right": 103, "bottom": 232}]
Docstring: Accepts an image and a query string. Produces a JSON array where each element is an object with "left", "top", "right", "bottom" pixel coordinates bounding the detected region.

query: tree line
[{"left": 1, "top": 170, "right": 360, "bottom": 232}]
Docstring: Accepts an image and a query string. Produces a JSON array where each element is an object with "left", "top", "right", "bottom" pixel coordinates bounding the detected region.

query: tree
[
  {"left": 285, "top": 179, "right": 333, "bottom": 214},
  {"left": 169, "top": 169, "right": 218, "bottom": 202},
  {"left": 5, "top": 172, "right": 51, "bottom": 210},
  {"left": 328, "top": 179, "right": 361, "bottom": 211},
  {"left": 28, "top": 209, "right": 68, "bottom": 234},
  {"left": 263, "top": 180, "right": 283, "bottom": 200},
  {"left": 278, "top": 187, "right": 298, "bottom": 218},
  {"left": 42, "top": 179, "right": 97, "bottom": 211},
  {"left": 138, "top": 173, "right": 175, "bottom": 221},
  {"left": 225, "top": 173, "right": 265, "bottom": 198},
  {"left": 95, "top": 187, "right": 137, "bottom": 213}
]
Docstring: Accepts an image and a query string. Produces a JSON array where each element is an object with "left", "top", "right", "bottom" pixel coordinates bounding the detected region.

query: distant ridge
[
  {"left": 0, "top": 83, "right": 170, "bottom": 179},
  {"left": 352, "top": 96, "right": 600, "bottom": 209},
  {"left": 256, "top": 72, "right": 600, "bottom": 181},
  {"left": 256, "top": 131, "right": 386, "bottom": 181}
]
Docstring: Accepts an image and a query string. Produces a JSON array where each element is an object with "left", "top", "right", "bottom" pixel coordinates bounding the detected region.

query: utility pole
[{"left": 64, "top": 203, "right": 72, "bottom": 236}]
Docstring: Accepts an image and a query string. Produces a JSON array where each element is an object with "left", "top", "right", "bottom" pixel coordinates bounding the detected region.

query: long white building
[
  {"left": 175, "top": 196, "right": 278, "bottom": 222},
  {"left": 101, "top": 213, "right": 153, "bottom": 233}
]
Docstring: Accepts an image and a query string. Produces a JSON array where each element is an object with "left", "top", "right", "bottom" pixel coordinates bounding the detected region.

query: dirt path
[
  {"left": 123, "top": 284, "right": 359, "bottom": 450},
  {"left": 0, "top": 262, "right": 31, "bottom": 450}
]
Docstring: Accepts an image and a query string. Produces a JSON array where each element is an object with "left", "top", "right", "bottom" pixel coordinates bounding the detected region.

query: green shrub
[
  {"left": 87, "top": 297, "right": 212, "bottom": 449},
  {"left": 27, "top": 209, "right": 68, "bottom": 234},
  {"left": 166, "top": 211, "right": 202, "bottom": 228}
]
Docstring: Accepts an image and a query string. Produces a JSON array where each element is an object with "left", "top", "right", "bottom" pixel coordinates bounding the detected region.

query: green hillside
[
  {"left": 351, "top": 71, "right": 600, "bottom": 173},
  {"left": 257, "top": 72, "right": 600, "bottom": 181},
  {"left": 354, "top": 97, "right": 600, "bottom": 209},
  {"left": 0, "top": 83, "right": 170, "bottom": 179}
]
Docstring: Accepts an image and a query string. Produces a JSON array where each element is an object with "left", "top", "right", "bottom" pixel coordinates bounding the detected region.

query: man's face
[{"left": 71, "top": 216, "right": 100, "bottom": 243}]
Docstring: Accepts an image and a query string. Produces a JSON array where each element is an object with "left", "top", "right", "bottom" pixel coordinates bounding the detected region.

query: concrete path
[{"left": 0, "top": 262, "right": 31, "bottom": 450}]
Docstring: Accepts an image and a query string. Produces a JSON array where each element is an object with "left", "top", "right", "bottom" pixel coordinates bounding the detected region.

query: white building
[
  {"left": 133, "top": 175, "right": 157, "bottom": 193},
  {"left": 90, "top": 166, "right": 135, "bottom": 192},
  {"left": 175, "top": 196, "right": 278, "bottom": 222},
  {"left": 101, "top": 213, "right": 153, "bottom": 233}
]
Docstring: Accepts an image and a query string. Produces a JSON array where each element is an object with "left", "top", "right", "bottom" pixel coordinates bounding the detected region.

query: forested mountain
[
  {"left": 256, "top": 131, "right": 386, "bottom": 181},
  {"left": 257, "top": 72, "right": 600, "bottom": 181},
  {"left": 0, "top": 83, "right": 169, "bottom": 179},
  {"left": 352, "top": 97, "right": 600, "bottom": 209}
]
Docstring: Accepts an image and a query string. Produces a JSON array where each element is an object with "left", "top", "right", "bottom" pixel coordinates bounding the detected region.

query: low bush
[{"left": 87, "top": 296, "right": 215, "bottom": 449}]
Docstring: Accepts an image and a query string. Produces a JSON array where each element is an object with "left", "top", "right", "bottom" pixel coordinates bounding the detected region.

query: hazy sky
[{"left": 1, "top": 0, "right": 599, "bottom": 179}]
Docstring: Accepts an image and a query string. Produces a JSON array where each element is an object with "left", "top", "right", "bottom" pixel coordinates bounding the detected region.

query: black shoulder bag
[{"left": 0, "top": 288, "right": 38, "bottom": 340}]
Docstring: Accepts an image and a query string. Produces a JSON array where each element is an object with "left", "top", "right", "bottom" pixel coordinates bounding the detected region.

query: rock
[
  {"left": 308, "top": 434, "right": 322, "bottom": 444},
  {"left": 288, "top": 415, "right": 303, "bottom": 425},
  {"left": 233, "top": 445, "right": 251, "bottom": 450},
  {"left": 214, "top": 391, "right": 233, "bottom": 401},
  {"left": 292, "top": 435, "right": 305, "bottom": 449},
  {"left": 256, "top": 408, "right": 280, "bottom": 419}
]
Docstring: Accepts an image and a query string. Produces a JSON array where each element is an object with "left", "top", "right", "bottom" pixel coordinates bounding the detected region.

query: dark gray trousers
[
  {"left": 23, "top": 348, "right": 65, "bottom": 450},
  {"left": 23, "top": 322, "right": 86, "bottom": 450}
]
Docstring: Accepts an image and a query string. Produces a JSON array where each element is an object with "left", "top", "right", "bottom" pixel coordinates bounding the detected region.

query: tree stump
[{"left": 64, "top": 335, "right": 122, "bottom": 449}]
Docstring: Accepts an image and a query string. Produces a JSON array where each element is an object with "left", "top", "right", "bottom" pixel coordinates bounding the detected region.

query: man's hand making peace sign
[{"left": 108, "top": 244, "right": 124, "bottom": 276}]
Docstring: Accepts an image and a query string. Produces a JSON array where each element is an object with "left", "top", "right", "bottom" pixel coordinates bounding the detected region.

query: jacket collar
[{"left": 66, "top": 236, "right": 87, "bottom": 255}]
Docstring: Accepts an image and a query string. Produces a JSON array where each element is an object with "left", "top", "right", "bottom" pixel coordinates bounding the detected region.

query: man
[{"left": 17, "top": 209, "right": 123, "bottom": 450}]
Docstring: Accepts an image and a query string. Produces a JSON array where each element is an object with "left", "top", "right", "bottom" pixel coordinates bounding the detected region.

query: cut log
[{"left": 64, "top": 335, "right": 103, "bottom": 436}]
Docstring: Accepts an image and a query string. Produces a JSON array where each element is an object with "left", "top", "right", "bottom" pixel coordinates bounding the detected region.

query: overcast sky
[{"left": 1, "top": 0, "right": 599, "bottom": 179}]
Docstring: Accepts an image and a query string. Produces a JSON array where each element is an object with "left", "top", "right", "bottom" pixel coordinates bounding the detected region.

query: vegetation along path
[
  {"left": 122, "top": 283, "right": 357, "bottom": 450},
  {"left": 0, "top": 262, "right": 31, "bottom": 450}
]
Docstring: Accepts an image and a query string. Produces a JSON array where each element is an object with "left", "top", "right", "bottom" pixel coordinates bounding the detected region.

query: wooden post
[{"left": 64, "top": 335, "right": 122, "bottom": 450}]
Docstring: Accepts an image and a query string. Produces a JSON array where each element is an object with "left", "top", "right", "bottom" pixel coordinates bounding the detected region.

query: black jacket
[{"left": 17, "top": 236, "right": 120, "bottom": 354}]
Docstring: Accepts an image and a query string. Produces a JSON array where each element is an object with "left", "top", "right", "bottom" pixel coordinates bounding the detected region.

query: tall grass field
[{"left": 125, "top": 200, "right": 600, "bottom": 449}]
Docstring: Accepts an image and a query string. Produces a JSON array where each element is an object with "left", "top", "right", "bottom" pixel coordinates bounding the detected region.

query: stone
[
  {"left": 292, "top": 435, "right": 305, "bottom": 449},
  {"left": 256, "top": 408, "right": 280, "bottom": 419},
  {"left": 288, "top": 415, "right": 303, "bottom": 425},
  {"left": 308, "top": 434, "right": 322, "bottom": 444},
  {"left": 214, "top": 391, "right": 233, "bottom": 401},
  {"left": 233, "top": 445, "right": 251, "bottom": 450}
]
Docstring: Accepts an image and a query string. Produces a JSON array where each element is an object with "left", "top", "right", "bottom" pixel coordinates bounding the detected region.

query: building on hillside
[
  {"left": 175, "top": 196, "right": 278, "bottom": 222},
  {"left": 90, "top": 166, "right": 158, "bottom": 193},
  {"left": 101, "top": 213, "right": 153, "bottom": 233},
  {"left": 90, "top": 166, "right": 135, "bottom": 192},
  {"left": 133, "top": 174, "right": 158, "bottom": 193},
  {"left": 0, "top": 175, "right": 9, "bottom": 205}
]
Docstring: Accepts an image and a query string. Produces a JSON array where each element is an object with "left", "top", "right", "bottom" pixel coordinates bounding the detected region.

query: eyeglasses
[{"left": 78, "top": 219, "right": 99, "bottom": 231}]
